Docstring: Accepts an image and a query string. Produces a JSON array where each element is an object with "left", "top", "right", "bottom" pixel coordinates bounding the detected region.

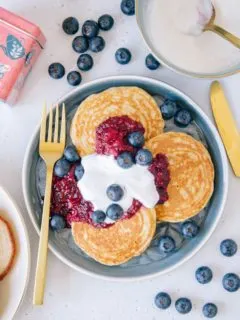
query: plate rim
[
  {"left": 22, "top": 75, "right": 228, "bottom": 281},
  {"left": 0, "top": 184, "right": 31, "bottom": 318}
]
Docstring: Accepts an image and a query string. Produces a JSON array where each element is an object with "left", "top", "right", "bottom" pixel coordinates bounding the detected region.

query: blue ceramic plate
[{"left": 22, "top": 76, "right": 228, "bottom": 280}]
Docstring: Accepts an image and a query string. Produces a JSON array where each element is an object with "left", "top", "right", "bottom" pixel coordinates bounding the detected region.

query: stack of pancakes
[{"left": 70, "top": 87, "right": 214, "bottom": 266}]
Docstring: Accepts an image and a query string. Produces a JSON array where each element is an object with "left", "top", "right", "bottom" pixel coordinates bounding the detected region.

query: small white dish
[{"left": 0, "top": 185, "right": 30, "bottom": 319}]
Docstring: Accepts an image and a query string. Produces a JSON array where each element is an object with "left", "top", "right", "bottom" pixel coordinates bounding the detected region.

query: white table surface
[{"left": 0, "top": 0, "right": 240, "bottom": 319}]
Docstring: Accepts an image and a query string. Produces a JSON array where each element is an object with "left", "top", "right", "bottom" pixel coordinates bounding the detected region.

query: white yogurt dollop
[
  {"left": 77, "top": 154, "right": 159, "bottom": 222},
  {"left": 175, "top": 0, "right": 213, "bottom": 36}
]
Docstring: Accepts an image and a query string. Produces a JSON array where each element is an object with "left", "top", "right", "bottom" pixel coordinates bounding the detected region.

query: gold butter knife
[{"left": 210, "top": 81, "right": 240, "bottom": 177}]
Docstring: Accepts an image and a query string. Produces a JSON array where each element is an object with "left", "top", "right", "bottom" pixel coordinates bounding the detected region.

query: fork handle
[{"left": 33, "top": 165, "right": 53, "bottom": 305}]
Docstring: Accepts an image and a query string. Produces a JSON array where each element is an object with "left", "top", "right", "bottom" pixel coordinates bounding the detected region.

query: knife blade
[{"left": 210, "top": 81, "right": 240, "bottom": 177}]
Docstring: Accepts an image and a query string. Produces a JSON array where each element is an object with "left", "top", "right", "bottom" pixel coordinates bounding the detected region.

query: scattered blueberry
[
  {"left": 54, "top": 158, "right": 71, "bottom": 177},
  {"left": 74, "top": 163, "right": 84, "bottom": 181},
  {"left": 106, "top": 184, "right": 124, "bottom": 202},
  {"left": 195, "top": 266, "right": 213, "bottom": 284},
  {"left": 89, "top": 36, "right": 105, "bottom": 53},
  {"left": 145, "top": 54, "right": 160, "bottom": 70},
  {"left": 117, "top": 152, "right": 134, "bottom": 169},
  {"left": 160, "top": 100, "right": 178, "bottom": 120},
  {"left": 106, "top": 204, "right": 124, "bottom": 221},
  {"left": 127, "top": 131, "right": 145, "bottom": 148},
  {"left": 158, "top": 236, "right": 176, "bottom": 253},
  {"left": 154, "top": 292, "right": 171, "bottom": 310},
  {"left": 181, "top": 220, "right": 199, "bottom": 239},
  {"left": 174, "top": 109, "right": 192, "bottom": 127},
  {"left": 48, "top": 63, "right": 65, "bottom": 79},
  {"left": 115, "top": 48, "right": 132, "bottom": 65},
  {"left": 50, "top": 215, "right": 66, "bottom": 231},
  {"left": 135, "top": 149, "right": 153, "bottom": 166},
  {"left": 91, "top": 210, "right": 106, "bottom": 224},
  {"left": 77, "top": 54, "right": 94, "bottom": 71},
  {"left": 98, "top": 14, "right": 114, "bottom": 31},
  {"left": 222, "top": 273, "right": 240, "bottom": 292},
  {"left": 121, "top": 0, "right": 135, "bottom": 16},
  {"left": 62, "top": 17, "right": 79, "bottom": 35},
  {"left": 203, "top": 303, "right": 218, "bottom": 318},
  {"left": 175, "top": 298, "right": 192, "bottom": 314},
  {"left": 72, "top": 36, "right": 89, "bottom": 53},
  {"left": 82, "top": 20, "right": 99, "bottom": 38},
  {"left": 220, "top": 239, "right": 238, "bottom": 257},
  {"left": 67, "top": 71, "right": 82, "bottom": 86},
  {"left": 64, "top": 145, "right": 80, "bottom": 162}
]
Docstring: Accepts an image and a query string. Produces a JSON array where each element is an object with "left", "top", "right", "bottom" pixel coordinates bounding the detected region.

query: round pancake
[
  {"left": 72, "top": 207, "right": 156, "bottom": 266},
  {"left": 70, "top": 87, "right": 164, "bottom": 156},
  {"left": 146, "top": 132, "right": 214, "bottom": 222}
]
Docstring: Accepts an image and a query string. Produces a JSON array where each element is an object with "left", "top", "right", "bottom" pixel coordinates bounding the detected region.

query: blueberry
[
  {"left": 64, "top": 145, "right": 80, "bottom": 162},
  {"left": 91, "top": 210, "right": 106, "bottom": 224},
  {"left": 181, "top": 220, "right": 199, "bottom": 239},
  {"left": 67, "top": 71, "right": 82, "bottom": 86},
  {"left": 158, "top": 236, "right": 176, "bottom": 253},
  {"left": 98, "top": 14, "right": 114, "bottom": 31},
  {"left": 89, "top": 36, "right": 105, "bottom": 53},
  {"left": 175, "top": 298, "right": 192, "bottom": 314},
  {"left": 154, "top": 292, "right": 171, "bottom": 310},
  {"left": 117, "top": 152, "right": 134, "bottom": 169},
  {"left": 106, "top": 184, "right": 124, "bottom": 202},
  {"left": 135, "top": 149, "right": 153, "bottom": 166},
  {"left": 127, "top": 131, "right": 145, "bottom": 148},
  {"left": 72, "top": 36, "right": 89, "bottom": 53},
  {"left": 106, "top": 204, "right": 124, "bottom": 221},
  {"left": 121, "top": 0, "right": 135, "bottom": 15},
  {"left": 203, "top": 303, "right": 218, "bottom": 318},
  {"left": 115, "top": 48, "right": 132, "bottom": 65},
  {"left": 54, "top": 158, "right": 71, "bottom": 178},
  {"left": 77, "top": 54, "right": 93, "bottom": 71},
  {"left": 82, "top": 20, "right": 99, "bottom": 38},
  {"left": 160, "top": 100, "right": 178, "bottom": 120},
  {"left": 62, "top": 17, "right": 79, "bottom": 35},
  {"left": 48, "top": 63, "right": 65, "bottom": 79},
  {"left": 195, "top": 266, "right": 213, "bottom": 284},
  {"left": 74, "top": 163, "right": 84, "bottom": 181},
  {"left": 174, "top": 109, "right": 192, "bottom": 127},
  {"left": 220, "top": 239, "right": 238, "bottom": 257},
  {"left": 145, "top": 54, "right": 160, "bottom": 70},
  {"left": 50, "top": 215, "right": 66, "bottom": 231},
  {"left": 222, "top": 273, "right": 240, "bottom": 292}
]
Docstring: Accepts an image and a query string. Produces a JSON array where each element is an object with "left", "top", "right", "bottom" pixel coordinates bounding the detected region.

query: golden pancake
[
  {"left": 72, "top": 207, "right": 156, "bottom": 266},
  {"left": 146, "top": 132, "right": 214, "bottom": 222},
  {"left": 70, "top": 87, "right": 164, "bottom": 156}
]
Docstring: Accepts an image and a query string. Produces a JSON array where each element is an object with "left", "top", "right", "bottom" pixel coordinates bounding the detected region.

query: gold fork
[{"left": 33, "top": 104, "right": 66, "bottom": 305}]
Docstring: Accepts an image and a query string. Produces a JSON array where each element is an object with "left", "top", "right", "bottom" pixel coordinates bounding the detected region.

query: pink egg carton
[{"left": 0, "top": 7, "right": 46, "bottom": 105}]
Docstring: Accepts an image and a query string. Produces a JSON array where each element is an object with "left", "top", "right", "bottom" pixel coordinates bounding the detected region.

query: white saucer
[{"left": 0, "top": 185, "right": 30, "bottom": 319}]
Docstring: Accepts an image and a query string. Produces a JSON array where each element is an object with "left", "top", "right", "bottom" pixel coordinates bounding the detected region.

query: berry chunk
[
  {"left": 127, "top": 131, "right": 145, "bottom": 148},
  {"left": 115, "top": 48, "right": 132, "bottom": 65},
  {"left": 91, "top": 210, "right": 106, "bottom": 224},
  {"left": 62, "top": 17, "right": 79, "bottom": 35},
  {"left": 117, "top": 152, "right": 134, "bottom": 169},
  {"left": 77, "top": 54, "right": 94, "bottom": 71},
  {"left": 181, "top": 220, "right": 199, "bottom": 239},
  {"left": 203, "top": 303, "right": 218, "bottom": 318},
  {"left": 158, "top": 236, "right": 176, "bottom": 253},
  {"left": 175, "top": 298, "right": 192, "bottom": 314},
  {"left": 74, "top": 164, "right": 84, "bottom": 181},
  {"left": 72, "top": 36, "right": 89, "bottom": 53},
  {"left": 54, "top": 158, "right": 71, "bottom": 178},
  {"left": 195, "top": 266, "right": 213, "bottom": 284},
  {"left": 174, "top": 109, "right": 192, "bottom": 127},
  {"left": 222, "top": 273, "right": 240, "bottom": 292},
  {"left": 50, "top": 215, "right": 66, "bottom": 231},
  {"left": 106, "top": 204, "right": 124, "bottom": 221},
  {"left": 220, "top": 239, "right": 238, "bottom": 257},
  {"left": 67, "top": 71, "right": 82, "bottom": 86},
  {"left": 48, "top": 63, "right": 65, "bottom": 79},
  {"left": 154, "top": 292, "right": 171, "bottom": 310},
  {"left": 98, "top": 14, "right": 114, "bottom": 31},
  {"left": 89, "top": 36, "right": 105, "bottom": 53},
  {"left": 82, "top": 20, "right": 99, "bottom": 38},
  {"left": 106, "top": 184, "right": 124, "bottom": 202},
  {"left": 64, "top": 145, "right": 80, "bottom": 162},
  {"left": 160, "top": 100, "right": 178, "bottom": 120},
  {"left": 121, "top": 0, "right": 135, "bottom": 16},
  {"left": 135, "top": 149, "right": 153, "bottom": 166},
  {"left": 145, "top": 54, "right": 160, "bottom": 70}
]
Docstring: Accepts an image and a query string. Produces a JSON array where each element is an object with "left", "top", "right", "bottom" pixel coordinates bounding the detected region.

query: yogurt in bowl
[{"left": 137, "top": 0, "right": 240, "bottom": 77}]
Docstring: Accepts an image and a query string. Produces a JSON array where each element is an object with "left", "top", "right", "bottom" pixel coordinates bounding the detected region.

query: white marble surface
[{"left": 0, "top": 0, "right": 240, "bottom": 319}]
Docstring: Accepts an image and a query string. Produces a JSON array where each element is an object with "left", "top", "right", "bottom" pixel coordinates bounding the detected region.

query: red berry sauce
[{"left": 51, "top": 116, "right": 170, "bottom": 228}]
